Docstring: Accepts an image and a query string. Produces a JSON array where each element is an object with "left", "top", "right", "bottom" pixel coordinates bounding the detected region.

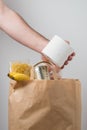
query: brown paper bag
[{"left": 8, "top": 79, "right": 81, "bottom": 130}]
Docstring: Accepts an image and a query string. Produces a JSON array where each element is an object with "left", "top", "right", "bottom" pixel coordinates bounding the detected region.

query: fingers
[
  {"left": 42, "top": 51, "right": 75, "bottom": 70},
  {"left": 42, "top": 40, "right": 76, "bottom": 70},
  {"left": 65, "top": 40, "right": 70, "bottom": 44},
  {"left": 42, "top": 55, "right": 49, "bottom": 62},
  {"left": 61, "top": 52, "right": 75, "bottom": 69},
  {"left": 42, "top": 55, "right": 60, "bottom": 72},
  {"left": 61, "top": 40, "right": 75, "bottom": 69}
]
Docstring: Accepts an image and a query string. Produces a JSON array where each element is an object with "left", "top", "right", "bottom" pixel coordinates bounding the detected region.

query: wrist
[{"left": 38, "top": 38, "right": 49, "bottom": 53}]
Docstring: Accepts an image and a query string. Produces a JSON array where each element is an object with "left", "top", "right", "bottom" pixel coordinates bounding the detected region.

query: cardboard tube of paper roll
[{"left": 42, "top": 35, "right": 74, "bottom": 68}]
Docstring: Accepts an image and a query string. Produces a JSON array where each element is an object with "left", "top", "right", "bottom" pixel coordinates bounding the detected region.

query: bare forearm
[{"left": 0, "top": 5, "right": 48, "bottom": 53}]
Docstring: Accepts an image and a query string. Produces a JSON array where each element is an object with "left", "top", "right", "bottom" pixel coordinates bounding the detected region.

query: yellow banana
[{"left": 8, "top": 72, "right": 30, "bottom": 81}]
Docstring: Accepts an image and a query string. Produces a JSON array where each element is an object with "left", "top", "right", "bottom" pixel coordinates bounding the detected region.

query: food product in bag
[
  {"left": 8, "top": 62, "right": 32, "bottom": 81},
  {"left": 8, "top": 72, "right": 30, "bottom": 81},
  {"left": 10, "top": 62, "right": 31, "bottom": 76}
]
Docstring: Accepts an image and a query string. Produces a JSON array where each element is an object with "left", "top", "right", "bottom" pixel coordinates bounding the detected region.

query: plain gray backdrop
[{"left": 0, "top": 0, "right": 87, "bottom": 130}]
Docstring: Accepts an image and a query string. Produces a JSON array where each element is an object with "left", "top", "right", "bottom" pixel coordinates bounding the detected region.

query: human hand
[
  {"left": 60, "top": 40, "right": 75, "bottom": 69},
  {"left": 42, "top": 40, "right": 75, "bottom": 72}
]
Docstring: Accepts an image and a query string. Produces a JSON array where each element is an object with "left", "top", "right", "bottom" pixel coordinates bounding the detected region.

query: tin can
[{"left": 34, "top": 64, "right": 50, "bottom": 80}]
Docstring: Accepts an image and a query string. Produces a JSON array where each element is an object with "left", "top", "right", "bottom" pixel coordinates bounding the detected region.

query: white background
[{"left": 0, "top": 0, "right": 87, "bottom": 130}]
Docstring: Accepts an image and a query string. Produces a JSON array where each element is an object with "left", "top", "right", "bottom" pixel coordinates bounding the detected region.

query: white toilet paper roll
[{"left": 42, "top": 35, "right": 74, "bottom": 67}]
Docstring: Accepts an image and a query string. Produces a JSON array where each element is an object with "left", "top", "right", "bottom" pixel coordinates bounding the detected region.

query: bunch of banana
[
  {"left": 8, "top": 72, "right": 30, "bottom": 81},
  {"left": 8, "top": 62, "right": 31, "bottom": 81}
]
